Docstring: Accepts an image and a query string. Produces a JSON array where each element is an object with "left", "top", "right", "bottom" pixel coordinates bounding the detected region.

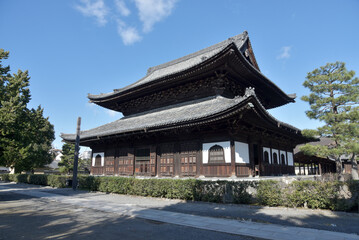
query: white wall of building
[
  {"left": 272, "top": 149, "right": 279, "bottom": 163},
  {"left": 235, "top": 141, "right": 249, "bottom": 163},
  {"left": 202, "top": 141, "right": 231, "bottom": 164},
  {"left": 263, "top": 147, "right": 271, "bottom": 163},
  {"left": 92, "top": 152, "right": 105, "bottom": 166},
  {"left": 287, "top": 152, "right": 294, "bottom": 166},
  {"left": 280, "top": 150, "right": 287, "bottom": 164}
]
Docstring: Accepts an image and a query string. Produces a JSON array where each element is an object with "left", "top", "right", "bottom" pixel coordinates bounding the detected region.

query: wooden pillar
[
  {"left": 156, "top": 145, "right": 161, "bottom": 177},
  {"left": 248, "top": 142, "right": 255, "bottom": 177},
  {"left": 310, "top": 163, "right": 315, "bottom": 175},
  {"left": 129, "top": 148, "right": 135, "bottom": 176},
  {"left": 258, "top": 144, "right": 263, "bottom": 176},
  {"left": 318, "top": 162, "right": 322, "bottom": 175},
  {"left": 298, "top": 159, "right": 302, "bottom": 175},
  {"left": 199, "top": 143, "right": 204, "bottom": 176},
  {"left": 72, "top": 117, "right": 81, "bottom": 191},
  {"left": 269, "top": 147, "right": 273, "bottom": 176},
  {"left": 230, "top": 140, "right": 236, "bottom": 176}
]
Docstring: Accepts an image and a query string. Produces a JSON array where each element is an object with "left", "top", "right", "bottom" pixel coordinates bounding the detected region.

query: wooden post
[
  {"left": 72, "top": 117, "right": 81, "bottom": 191},
  {"left": 319, "top": 162, "right": 322, "bottom": 175},
  {"left": 230, "top": 140, "right": 236, "bottom": 176}
]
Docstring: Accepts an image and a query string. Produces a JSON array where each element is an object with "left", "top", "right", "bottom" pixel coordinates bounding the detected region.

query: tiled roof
[
  {"left": 62, "top": 89, "right": 300, "bottom": 142},
  {"left": 88, "top": 32, "right": 248, "bottom": 100}
]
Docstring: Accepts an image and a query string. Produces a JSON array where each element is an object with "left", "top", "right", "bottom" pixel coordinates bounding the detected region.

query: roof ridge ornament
[{"left": 244, "top": 87, "right": 255, "bottom": 97}]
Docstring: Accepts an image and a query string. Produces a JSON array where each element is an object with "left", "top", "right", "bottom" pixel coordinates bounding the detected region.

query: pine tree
[
  {"left": 301, "top": 62, "right": 359, "bottom": 178},
  {"left": 0, "top": 49, "right": 55, "bottom": 173},
  {"left": 58, "top": 143, "right": 89, "bottom": 174}
]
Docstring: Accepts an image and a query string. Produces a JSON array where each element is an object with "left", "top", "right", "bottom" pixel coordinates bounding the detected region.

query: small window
[
  {"left": 135, "top": 148, "right": 150, "bottom": 161},
  {"left": 273, "top": 153, "right": 278, "bottom": 164},
  {"left": 95, "top": 154, "right": 102, "bottom": 166},
  {"left": 208, "top": 145, "right": 225, "bottom": 163},
  {"left": 281, "top": 154, "right": 286, "bottom": 165},
  {"left": 264, "top": 151, "right": 269, "bottom": 164}
]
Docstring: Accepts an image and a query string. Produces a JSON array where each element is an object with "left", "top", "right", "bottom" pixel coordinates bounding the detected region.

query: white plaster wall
[
  {"left": 202, "top": 141, "right": 231, "bottom": 164},
  {"left": 280, "top": 150, "right": 287, "bottom": 164},
  {"left": 92, "top": 152, "right": 105, "bottom": 166},
  {"left": 235, "top": 142, "right": 249, "bottom": 163},
  {"left": 272, "top": 149, "right": 279, "bottom": 164},
  {"left": 287, "top": 152, "right": 294, "bottom": 166},
  {"left": 263, "top": 147, "right": 271, "bottom": 164}
]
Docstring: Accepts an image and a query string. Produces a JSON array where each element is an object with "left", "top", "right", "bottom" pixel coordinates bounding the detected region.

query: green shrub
[
  {"left": 47, "top": 175, "right": 68, "bottom": 188},
  {"left": 256, "top": 180, "right": 283, "bottom": 206},
  {"left": 78, "top": 175, "right": 100, "bottom": 191},
  {"left": 285, "top": 180, "right": 343, "bottom": 210},
  {"left": 0, "top": 174, "right": 10, "bottom": 181},
  {"left": 28, "top": 174, "right": 48, "bottom": 185},
  {"left": 1, "top": 173, "right": 356, "bottom": 212},
  {"left": 347, "top": 180, "right": 359, "bottom": 211},
  {"left": 16, "top": 174, "right": 28, "bottom": 183}
]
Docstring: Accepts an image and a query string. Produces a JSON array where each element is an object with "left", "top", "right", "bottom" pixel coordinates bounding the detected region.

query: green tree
[
  {"left": 59, "top": 143, "right": 90, "bottom": 174},
  {"left": 58, "top": 143, "right": 76, "bottom": 174},
  {"left": 301, "top": 62, "right": 359, "bottom": 178},
  {"left": 0, "top": 49, "right": 55, "bottom": 173}
]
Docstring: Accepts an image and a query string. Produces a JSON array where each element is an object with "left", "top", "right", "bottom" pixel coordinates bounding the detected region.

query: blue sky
[{"left": 1, "top": 0, "right": 358, "bottom": 151}]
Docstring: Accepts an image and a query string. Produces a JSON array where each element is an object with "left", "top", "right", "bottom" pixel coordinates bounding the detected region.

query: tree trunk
[
  {"left": 335, "top": 157, "right": 342, "bottom": 174},
  {"left": 351, "top": 153, "right": 359, "bottom": 180}
]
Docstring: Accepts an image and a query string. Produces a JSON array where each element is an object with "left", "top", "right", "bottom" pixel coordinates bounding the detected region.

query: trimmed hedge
[{"left": 1, "top": 173, "right": 358, "bottom": 211}]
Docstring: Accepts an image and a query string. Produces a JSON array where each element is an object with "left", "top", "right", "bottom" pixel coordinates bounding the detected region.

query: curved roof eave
[
  {"left": 229, "top": 42, "right": 296, "bottom": 105},
  {"left": 88, "top": 32, "right": 249, "bottom": 102},
  {"left": 62, "top": 91, "right": 303, "bottom": 144}
]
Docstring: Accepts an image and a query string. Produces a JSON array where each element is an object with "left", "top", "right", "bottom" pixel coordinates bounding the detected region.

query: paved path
[{"left": 1, "top": 183, "right": 358, "bottom": 240}]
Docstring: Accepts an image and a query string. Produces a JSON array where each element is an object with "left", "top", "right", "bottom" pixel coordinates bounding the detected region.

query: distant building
[
  {"left": 62, "top": 31, "right": 310, "bottom": 178},
  {"left": 46, "top": 149, "right": 63, "bottom": 170},
  {"left": 294, "top": 137, "right": 358, "bottom": 175},
  {"left": 80, "top": 151, "right": 92, "bottom": 160}
]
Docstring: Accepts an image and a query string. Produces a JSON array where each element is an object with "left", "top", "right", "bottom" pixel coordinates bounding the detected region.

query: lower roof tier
[{"left": 61, "top": 88, "right": 305, "bottom": 145}]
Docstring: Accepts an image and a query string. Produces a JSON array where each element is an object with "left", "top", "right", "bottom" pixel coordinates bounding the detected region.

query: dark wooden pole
[{"left": 73, "top": 117, "right": 81, "bottom": 191}]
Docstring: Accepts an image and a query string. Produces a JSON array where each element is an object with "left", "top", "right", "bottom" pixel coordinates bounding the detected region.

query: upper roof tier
[{"left": 88, "top": 31, "right": 296, "bottom": 112}]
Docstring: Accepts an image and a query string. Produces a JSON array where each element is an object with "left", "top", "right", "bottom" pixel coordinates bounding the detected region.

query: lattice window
[
  {"left": 208, "top": 145, "right": 225, "bottom": 163},
  {"left": 281, "top": 154, "right": 286, "bottom": 165},
  {"left": 95, "top": 154, "right": 102, "bottom": 166},
  {"left": 273, "top": 152, "right": 278, "bottom": 164},
  {"left": 264, "top": 151, "right": 269, "bottom": 164}
]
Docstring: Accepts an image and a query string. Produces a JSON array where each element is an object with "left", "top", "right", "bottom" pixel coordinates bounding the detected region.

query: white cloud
[
  {"left": 117, "top": 20, "right": 142, "bottom": 45},
  {"left": 277, "top": 46, "right": 291, "bottom": 60},
  {"left": 106, "top": 109, "right": 120, "bottom": 117},
  {"left": 115, "top": 0, "right": 131, "bottom": 16},
  {"left": 75, "top": 0, "right": 109, "bottom": 26},
  {"left": 134, "top": 0, "right": 177, "bottom": 33},
  {"left": 75, "top": 0, "right": 178, "bottom": 45}
]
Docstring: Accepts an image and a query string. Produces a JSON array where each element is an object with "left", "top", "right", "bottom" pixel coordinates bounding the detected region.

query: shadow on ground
[
  {"left": 152, "top": 199, "right": 359, "bottom": 235},
  {"left": 0, "top": 191, "right": 255, "bottom": 240}
]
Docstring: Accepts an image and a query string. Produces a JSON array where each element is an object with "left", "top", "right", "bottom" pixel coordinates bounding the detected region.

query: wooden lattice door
[
  {"left": 105, "top": 154, "right": 115, "bottom": 175},
  {"left": 180, "top": 143, "right": 197, "bottom": 176},
  {"left": 135, "top": 148, "right": 152, "bottom": 176},
  {"left": 159, "top": 144, "right": 174, "bottom": 176},
  {"left": 118, "top": 149, "right": 133, "bottom": 175}
]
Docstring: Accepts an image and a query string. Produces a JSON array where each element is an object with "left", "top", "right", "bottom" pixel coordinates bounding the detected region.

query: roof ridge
[
  {"left": 109, "top": 31, "right": 248, "bottom": 94},
  {"left": 146, "top": 31, "right": 248, "bottom": 75}
]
